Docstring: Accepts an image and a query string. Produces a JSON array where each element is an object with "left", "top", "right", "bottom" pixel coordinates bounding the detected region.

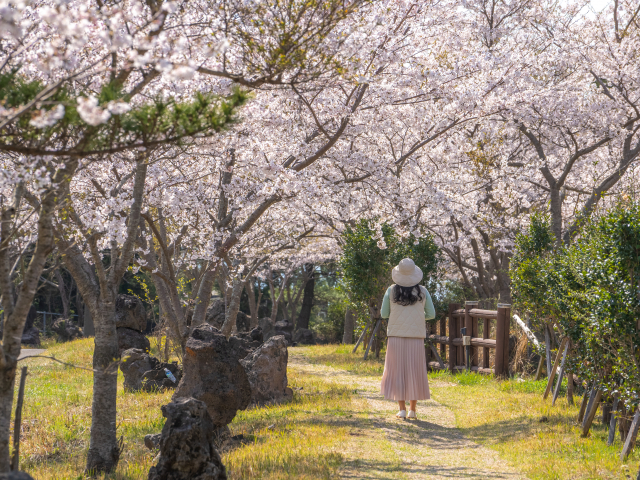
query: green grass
[
  {"left": 16, "top": 339, "right": 361, "bottom": 479},
  {"left": 305, "top": 344, "right": 640, "bottom": 480},
  {"left": 299, "top": 343, "right": 387, "bottom": 376}
]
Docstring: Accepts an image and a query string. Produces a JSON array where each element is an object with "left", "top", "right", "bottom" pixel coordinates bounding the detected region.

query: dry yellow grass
[
  {"left": 303, "top": 344, "right": 640, "bottom": 480},
  {"left": 15, "top": 339, "right": 364, "bottom": 479}
]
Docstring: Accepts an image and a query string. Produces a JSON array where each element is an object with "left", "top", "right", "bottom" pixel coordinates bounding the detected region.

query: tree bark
[
  {"left": 54, "top": 268, "right": 70, "bottom": 318},
  {"left": 0, "top": 161, "right": 77, "bottom": 472},
  {"left": 221, "top": 279, "right": 244, "bottom": 337},
  {"left": 296, "top": 263, "right": 315, "bottom": 329},
  {"left": 343, "top": 308, "right": 355, "bottom": 344}
]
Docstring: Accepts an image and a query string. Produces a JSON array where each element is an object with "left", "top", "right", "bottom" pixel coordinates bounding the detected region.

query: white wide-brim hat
[{"left": 392, "top": 258, "right": 423, "bottom": 287}]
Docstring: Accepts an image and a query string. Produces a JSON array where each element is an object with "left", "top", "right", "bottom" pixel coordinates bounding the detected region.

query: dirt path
[{"left": 289, "top": 353, "right": 527, "bottom": 480}]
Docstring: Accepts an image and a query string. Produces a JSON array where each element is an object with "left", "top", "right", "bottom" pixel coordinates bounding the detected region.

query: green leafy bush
[{"left": 511, "top": 205, "right": 640, "bottom": 405}]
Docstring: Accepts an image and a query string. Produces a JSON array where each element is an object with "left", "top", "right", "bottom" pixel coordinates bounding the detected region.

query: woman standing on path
[{"left": 380, "top": 258, "right": 436, "bottom": 420}]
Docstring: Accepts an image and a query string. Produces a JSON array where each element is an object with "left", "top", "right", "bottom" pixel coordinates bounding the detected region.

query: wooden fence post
[
  {"left": 465, "top": 301, "right": 478, "bottom": 368},
  {"left": 448, "top": 303, "right": 459, "bottom": 373},
  {"left": 495, "top": 305, "right": 510, "bottom": 377},
  {"left": 439, "top": 313, "right": 447, "bottom": 360},
  {"left": 483, "top": 316, "right": 491, "bottom": 369}
]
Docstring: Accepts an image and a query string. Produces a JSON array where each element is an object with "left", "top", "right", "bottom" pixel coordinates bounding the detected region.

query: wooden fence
[{"left": 426, "top": 301, "right": 511, "bottom": 377}]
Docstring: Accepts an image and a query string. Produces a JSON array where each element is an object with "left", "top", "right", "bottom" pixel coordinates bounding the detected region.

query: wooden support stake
[
  {"left": 534, "top": 355, "right": 544, "bottom": 381},
  {"left": 544, "top": 325, "right": 552, "bottom": 376},
  {"left": 621, "top": 408, "right": 640, "bottom": 460},
  {"left": 578, "top": 385, "right": 592, "bottom": 423},
  {"left": 11, "top": 366, "right": 27, "bottom": 472},
  {"left": 364, "top": 318, "right": 381, "bottom": 360},
  {"left": 543, "top": 337, "right": 568, "bottom": 400},
  {"left": 608, "top": 395, "right": 620, "bottom": 446},
  {"left": 353, "top": 324, "right": 369, "bottom": 353},
  {"left": 430, "top": 344, "right": 445, "bottom": 369},
  {"left": 581, "top": 389, "right": 603, "bottom": 437},
  {"left": 552, "top": 341, "right": 569, "bottom": 406}
]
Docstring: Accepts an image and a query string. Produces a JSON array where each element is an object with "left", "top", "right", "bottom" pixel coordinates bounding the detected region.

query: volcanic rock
[
  {"left": 117, "top": 327, "right": 150, "bottom": 354},
  {"left": 0, "top": 473, "right": 36, "bottom": 480},
  {"left": 148, "top": 397, "right": 227, "bottom": 480},
  {"left": 293, "top": 328, "right": 315, "bottom": 345},
  {"left": 116, "top": 294, "right": 147, "bottom": 332},
  {"left": 121, "top": 348, "right": 158, "bottom": 391},
  {"left": 21, "top": 327, "right": 40, "bottom": 346},
  {"left": 52, "top": 318, "right": 82, "bottom": 342},
  {"left": 240, "top": 335, "right": 293, "bottom": 405},
  {"left": 173, "top": 325, "right": 251, "bottom": 427},
  {"left": 228, "top": 327, "right": 263, "bottom": 359}
]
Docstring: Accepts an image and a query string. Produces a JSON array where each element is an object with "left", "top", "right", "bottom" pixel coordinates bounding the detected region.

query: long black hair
[{"left": 393, "top": 284, "right": 424, "bottom": 306}]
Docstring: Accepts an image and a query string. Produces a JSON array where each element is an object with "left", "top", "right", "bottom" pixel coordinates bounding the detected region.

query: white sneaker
[
  {"left": 396, "top": 410, "right": 407, "bottom": 419},
  {"left": 407, "top": 410, "right": 417, "bottom": 419}
]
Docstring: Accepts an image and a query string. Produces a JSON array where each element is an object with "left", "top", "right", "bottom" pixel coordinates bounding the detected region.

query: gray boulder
[
  {"left": 293, "top": 328, "right": 315, "bottom": 345},
  {"left": 0, "top": 473, "right": 36, "bottom": 480},
  {"left": 258, "top": 317, "right": 274, "bottom": 339},
  {"left": 144, "top": 433, "right": 161, "bottom": 450},
  {"left": 120, "top": 348, "right": 182, "bottom": 392},
  {"left": 21, "top": 326, "right": 40, "bottom": 346},
  {"left": 148, "top": 397, "right": 227, "bottom": 480},
  {"left": 273, "top": 320, "right": 294, "bottom": 344},
  {"left": 240, "top": 335, "right": 293, "bottom": 405},
  {"left": 121, "top": 348, "right": 158, "bottom": 391},
  {"left": 116, "top": 294, "right": 147, "bottom": 332},
  {"left": 52, "top": 318, "right": 82, "bottom": 342},
  {"left": 117, "top": 327, "right": 150, "bottom": 354},
  {"left": 205, "top": 299, "right": 249, "bottom": 332},
  {"left": 173, "top": 325, "right": 251, "bottom": 427},
  {"left": 142, "top": 363, "right": 182, "bottom": 392},
  {"left": 228, "top": 327, "right": 263, "bottom": 359},
  {"left": 205, "top": 300, "right": 225, "bottom": 328}
]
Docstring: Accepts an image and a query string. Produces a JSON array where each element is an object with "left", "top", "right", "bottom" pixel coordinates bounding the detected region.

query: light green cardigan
[{"left": 380, "top": 285, "right": 436, "bottom": 320}]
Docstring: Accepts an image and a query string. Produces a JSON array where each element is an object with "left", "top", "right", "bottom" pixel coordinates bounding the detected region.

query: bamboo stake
[
  {"left": 544, "top": 325, "right": 552, "bottom": 376},
  {"left": 552, "top": 341, "right": 569, "bottom": 406},
  {"left": 534, "top": 355, "right": 544, "bottom": 381},
  {"left": 364, "top": 318, "right": 381, "bottom": 360},
  {"left": 621, "top": 408, "right": 640, "bottom": 460},
  {"left": 608, "top": 395, "right": 620, "bottom": 446},
  {"left": 581, "top": 389, "right": 603, "bottom": 437},
  {"left": 352, "top": 323, "right": 369, "bottom": 353},
  {"left": 578, "top": 384, "right": 592, "bottom": 423},
  {"left": 10, "top": 366, "right": 27, "bottom": 471},
  {"left": 544, "top": 337, "right": 568, "bottom": 400}
]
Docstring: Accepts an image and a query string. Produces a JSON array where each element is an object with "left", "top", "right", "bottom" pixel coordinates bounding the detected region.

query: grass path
[{"left": 289, "top": 351, "right": 526, "bottom": 480}]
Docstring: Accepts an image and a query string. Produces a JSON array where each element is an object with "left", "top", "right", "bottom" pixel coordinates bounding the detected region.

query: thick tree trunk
[
  {"left": 86, "top": 298, "right": 120, "bottom": 473},
  {"left": 296, "top": 264, "right": 315, "bottom": 330},
  {"left": 343, "top": 309, "right": 355, "bottom": 344},
  {"left": 0, "top": 362, "right": 16, "bottom": 472},
  {"left": 221, "top": 280, "right": 244, "bottom": 337}
]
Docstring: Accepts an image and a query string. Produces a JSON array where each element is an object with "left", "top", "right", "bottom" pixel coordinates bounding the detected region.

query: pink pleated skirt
[{"left": 381, "top": 337, "right": 431, "bottom": 401}]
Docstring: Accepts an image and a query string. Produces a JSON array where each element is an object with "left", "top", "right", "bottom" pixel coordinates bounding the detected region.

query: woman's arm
[
  {"left": 381, "top": 287, "right": 392, "bottom": 318},
  {"left": 424, "top": 288, "right": 436, "bottom": 320}
]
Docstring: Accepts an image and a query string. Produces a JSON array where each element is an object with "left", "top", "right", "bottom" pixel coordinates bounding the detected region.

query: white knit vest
[{"left": 386, "top": 285, "right": 427, "bottom": 339}]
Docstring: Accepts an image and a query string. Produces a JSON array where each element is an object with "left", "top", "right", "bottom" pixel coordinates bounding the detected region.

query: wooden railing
[{"left": 426, "top": 301, "right": 511, "bottom": 377}]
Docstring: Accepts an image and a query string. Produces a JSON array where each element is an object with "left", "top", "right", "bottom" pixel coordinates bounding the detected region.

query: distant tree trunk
[
  {"left": 221, "top": 279, "right": 244, "bottom": 337},
  {"left": 296, "top": 263, "right": 315, "bottom": 330},
  {"left": 343, "top": 309, "right": 355, "bottom": 344},
  {"left": 245, "top": 278, "right": 259, "bottom": 328},
  {"left": 54, "top": 268, "right": 70, "bottom": 318}
]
